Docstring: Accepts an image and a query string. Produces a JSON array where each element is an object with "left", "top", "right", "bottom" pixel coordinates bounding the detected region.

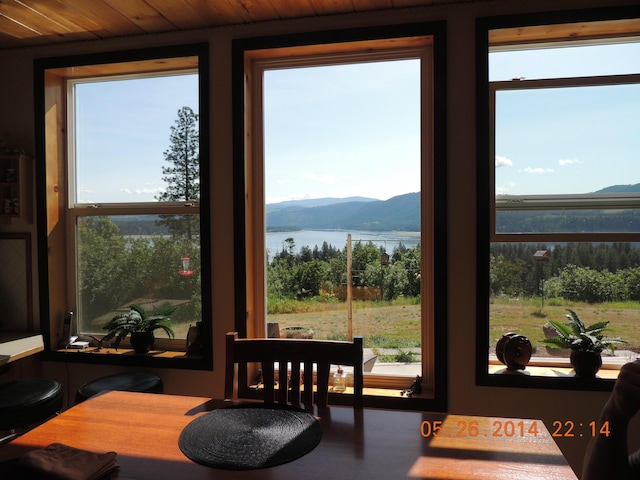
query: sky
[
  {"left": 491, "top": 42, "right": 640, "bottom": 196},
  {"left": 263, "top": 59, "right": 421, "bottom": 204},
  {"left": 74, "top": 73, "right": 198, "bottom": 204},
  {"left": 74, "top": 41, "right": 640, "bottom": 204}
]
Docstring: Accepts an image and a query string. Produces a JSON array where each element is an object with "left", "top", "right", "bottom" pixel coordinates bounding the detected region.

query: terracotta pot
[
  {"left": 130, "top": 331, "right": 155, "bottom": 354},
  {"left": 570, "top": 350, "right": 602, "bottom": 378}
]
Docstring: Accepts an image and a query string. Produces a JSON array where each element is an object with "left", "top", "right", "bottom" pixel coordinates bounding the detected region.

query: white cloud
[
  {"left": 495, "top": 155, "right": 513, "bottom": 168},
  {"left": 558, "top": 159, "right": 582, "bottom": 166},
  {"left": 135, "top": 187, "right": 164, "bottom": 195},
  {"left": 495, "top": 181, "right": 516, "bottom": 195},
  {"left": 119, "top": 188, "right": 132, "bottom": 194},
  {"left": 524, "top": 167, "right": 554, "bottom": 174}
]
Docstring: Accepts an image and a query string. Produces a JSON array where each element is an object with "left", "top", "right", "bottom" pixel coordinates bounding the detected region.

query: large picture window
[
  {"left": 35, "top": 45, "right": 211, "bottom": 369},
  {"left": 234, "top": 24, "right": 447, "bottom": 409},
  {"left": 477, "top": 8, "right": 640, "bottom": 388}
]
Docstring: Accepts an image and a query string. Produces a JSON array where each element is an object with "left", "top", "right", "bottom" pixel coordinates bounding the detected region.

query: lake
[{"left": 266, "top": 230, "right": 420, "bottom": 256}]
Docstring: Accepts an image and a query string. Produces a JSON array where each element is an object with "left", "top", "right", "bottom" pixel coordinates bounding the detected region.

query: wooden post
[{"left": 347, "top": 234, "right": 353, "bottom": 341}]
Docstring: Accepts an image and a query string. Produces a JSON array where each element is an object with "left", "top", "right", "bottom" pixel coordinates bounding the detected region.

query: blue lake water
[{"left": 266, "top": 230, "right": 420, "bottom": 255}]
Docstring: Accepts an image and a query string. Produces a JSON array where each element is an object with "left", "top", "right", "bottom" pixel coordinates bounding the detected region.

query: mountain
[
  {"left": 266, "top": 193, "right": 420, "bottom": 232},
  {"left": 267, "top": 196, "right": 377, "bottom": 210},
  {"left": 594, "top": 183, "right": 640, "bottom": 194}
]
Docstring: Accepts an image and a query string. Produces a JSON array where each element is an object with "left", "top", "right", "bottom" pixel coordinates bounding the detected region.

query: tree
[
  {"left": 156, "top": 106, "right": 200, "bottom": 240},
  {"left": 77, "top": 217, "right": 130, "bottom": 320}
]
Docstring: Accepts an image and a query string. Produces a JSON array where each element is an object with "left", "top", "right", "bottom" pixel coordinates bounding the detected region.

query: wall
[{"left": 1, "top": 0, "right": 638, "bottom": 476}]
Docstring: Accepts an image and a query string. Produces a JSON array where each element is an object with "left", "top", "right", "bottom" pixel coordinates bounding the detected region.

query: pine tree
[{"left": 156, "top": 106, "right": 200, "bottom": 240}]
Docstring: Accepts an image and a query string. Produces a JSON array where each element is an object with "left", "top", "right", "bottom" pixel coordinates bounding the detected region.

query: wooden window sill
[{"left": 45, "top": 346, "right": 210, "bottom": 370}]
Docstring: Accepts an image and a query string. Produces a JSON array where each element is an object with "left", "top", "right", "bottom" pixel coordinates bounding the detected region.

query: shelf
[{"left": 0, "top": 152, "right": 32, "bottom": 224}]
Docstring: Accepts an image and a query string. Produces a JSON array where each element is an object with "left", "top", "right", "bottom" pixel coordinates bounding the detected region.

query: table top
[
  {"left": 0, "top": 391, "right": 577, "bottom": 479},
  {"left": 0, "top": 332, "right": 43, "bottom": 366}
]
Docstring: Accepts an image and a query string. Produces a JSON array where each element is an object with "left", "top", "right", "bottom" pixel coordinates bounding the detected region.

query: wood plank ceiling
[{"left": 0, "top": 0, "right": 484, "bottom": 50}]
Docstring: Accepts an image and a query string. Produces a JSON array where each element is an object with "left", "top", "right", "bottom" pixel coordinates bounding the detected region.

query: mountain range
[
  {"left": 594, "top": 183, "right": 640, "bottom": 194},
  {"left": 266, "top": 183, "right": 640, "bottom": 232},
  {"left": 266, "top": 193, "right": 420, "bottom": 232}
]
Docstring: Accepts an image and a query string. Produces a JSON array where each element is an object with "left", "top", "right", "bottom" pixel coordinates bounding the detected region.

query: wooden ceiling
[{"left": 0, "top": 0, "right": 480, "bottom": 50}]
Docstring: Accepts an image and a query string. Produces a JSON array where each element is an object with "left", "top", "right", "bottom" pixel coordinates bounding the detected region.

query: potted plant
[
  {"left": 541, "top": 309, "right": 625, "bottom": 377},
  {"left": 102, "top": 303, "right": 176, "bottom": 353}
]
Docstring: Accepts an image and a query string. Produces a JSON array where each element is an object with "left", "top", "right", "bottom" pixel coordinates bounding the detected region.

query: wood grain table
[{"left": 0, "top": 390, "right": 577, "bottom": 479}]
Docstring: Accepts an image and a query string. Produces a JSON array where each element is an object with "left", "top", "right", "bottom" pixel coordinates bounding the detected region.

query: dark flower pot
[
  {"left": 130, "top": 331, "right": 155, "bottom": 354},
  {"left": 570, "top": 350, "right": 602, "bottom": 378}
]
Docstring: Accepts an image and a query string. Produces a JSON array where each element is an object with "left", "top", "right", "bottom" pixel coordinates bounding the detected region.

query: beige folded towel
[{"left": 19, "top": 443, "right": 119, "bottom": 480}]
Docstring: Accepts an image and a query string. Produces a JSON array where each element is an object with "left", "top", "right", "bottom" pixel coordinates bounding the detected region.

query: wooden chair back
[{"left": 225, "top": 332, "right": 363, "bottom": 410}]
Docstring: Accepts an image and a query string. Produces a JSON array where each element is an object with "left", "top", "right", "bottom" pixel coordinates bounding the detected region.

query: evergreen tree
[{"left": 156, "top": 106, "right": 200, "bottom": 240}]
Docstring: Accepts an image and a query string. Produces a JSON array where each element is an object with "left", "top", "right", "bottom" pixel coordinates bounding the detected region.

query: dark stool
[
  {"left": 76, "top": 371, "right": 163, "bottom": 404},
  {"left": 0, "top": 378, "right": 64, "bottom": 442}
]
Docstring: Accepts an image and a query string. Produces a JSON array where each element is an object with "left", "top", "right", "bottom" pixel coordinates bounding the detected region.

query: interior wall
[{"left": 1, "top": 0, "right": 639, "bottom": 476}]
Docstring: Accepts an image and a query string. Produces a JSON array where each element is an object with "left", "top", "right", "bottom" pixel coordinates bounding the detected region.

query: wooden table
[
  {"left": 0, "top": 391, "right": 577, "bottom": 479},
  {"left": 0, "top": 332, "right": 43, "bottom": 366}
]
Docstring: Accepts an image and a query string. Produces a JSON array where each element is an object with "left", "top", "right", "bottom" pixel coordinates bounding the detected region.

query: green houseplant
[
  {"left": 102, "top": 303, "right": 176, "bottom": 353},
  {"left": 541, "top": 309, "right": 625, "bottom": 377}
]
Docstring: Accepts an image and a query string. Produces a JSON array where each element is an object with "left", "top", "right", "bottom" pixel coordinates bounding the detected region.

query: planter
[
  {"left": 570, "top": 350, "right": 602, "bottom": 378},
  {"left": 281, "top": 327, "right": 314, "bottom": 339},
  {"left": 130, "top": 331, "right": 155, "bottom": 354}
]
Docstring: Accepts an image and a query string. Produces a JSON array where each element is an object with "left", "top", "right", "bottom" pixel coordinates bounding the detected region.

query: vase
[
  {"left": 570, "top": 350, "right": 602, "bottom": 378},
  {"left": 130, "top": 331, "right": 155, "bottom": 354}
]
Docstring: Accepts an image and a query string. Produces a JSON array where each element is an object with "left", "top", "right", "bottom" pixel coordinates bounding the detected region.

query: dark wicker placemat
[{"left": 178, "top": 404, "right": 322, "bottom": 470}]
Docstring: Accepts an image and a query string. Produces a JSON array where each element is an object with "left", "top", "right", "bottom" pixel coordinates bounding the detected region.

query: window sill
[
  {"left": 489, "top": 353, "right": 626, "bottom": 379},
  {"left": 479, "top": 354, "right": 624, "bottom": 391},
  {"left": 44, "top": 346, "right": 211, "bottom": 370}
]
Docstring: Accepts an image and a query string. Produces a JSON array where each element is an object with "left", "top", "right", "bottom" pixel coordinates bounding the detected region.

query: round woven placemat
[{"left": 178, "top": 404, "right": 322, "bottom": 470}]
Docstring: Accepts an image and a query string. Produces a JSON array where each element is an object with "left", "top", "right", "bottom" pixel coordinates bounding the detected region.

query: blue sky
[
  {"left": 74, "top": 41, "right": 640, "bottom": 204},
  {"left": 74, "top": 73, "right": 198, "bottom": 204},
  {"left": 263, "top": 59, "right": 421, "bottom": 204},
  {"left": 491, "top": 42, "right": 640, "bottom": 196}
]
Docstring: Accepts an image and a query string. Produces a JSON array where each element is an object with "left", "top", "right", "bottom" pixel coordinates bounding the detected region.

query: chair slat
[
  {"left": 277, "top": 360, "right": 288, "bottom": 404},
  {"left": 225, "top": 332, "right": 364, "bottom": 410},
  {"left": 290, "top": 361, "right": 301, "bottom": 407},
  {"left": 262, "top": 361, "right": 275, "bottom": 404}
]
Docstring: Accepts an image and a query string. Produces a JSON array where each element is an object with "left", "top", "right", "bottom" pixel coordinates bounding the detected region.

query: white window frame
[{"left": 491, "top": 73, "right": 640, "bottom": 244}]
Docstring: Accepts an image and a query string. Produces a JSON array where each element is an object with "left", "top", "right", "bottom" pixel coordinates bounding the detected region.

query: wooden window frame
[
  {"left": 476, "top": 5, "right": 640, "bottom": 391},
  {"left": 232, "top": 23, "right": 448, "bottom": 410},
  {"left": 34, "top": 44, "right": 213, "bottom": 370}
]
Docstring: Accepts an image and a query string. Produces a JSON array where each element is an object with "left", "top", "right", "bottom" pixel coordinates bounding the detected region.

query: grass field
[{"left": 266, "top": 296, "right": 640, "bottom": 357}]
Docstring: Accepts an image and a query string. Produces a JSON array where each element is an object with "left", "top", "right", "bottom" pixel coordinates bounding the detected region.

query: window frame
[
  {"left": 491, "top": 74, "right": 640, "bottom": 241},
  {"left": 476, "top": 6, "right": 640, "bottom": 391},
  {"left": 34, "top": 44, "right": 213, "bottom": 370},
  {"left": 232, "top": 23, "right": 448, "bottom": 410}
]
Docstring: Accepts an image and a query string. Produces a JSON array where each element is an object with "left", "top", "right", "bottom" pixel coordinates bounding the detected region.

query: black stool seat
[
  {"left": 0, "top": 378, "right": 64, "bottom": 431},
  {"left": 76, "top": 371, "right": 163, "bottom": 404}
]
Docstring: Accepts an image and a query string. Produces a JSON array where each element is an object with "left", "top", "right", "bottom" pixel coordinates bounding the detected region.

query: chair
[
  {"left": 225, "top": 331, "right": 363, "bottom": 411},
  {"left": 75, "top": 371, "right": 163, "bottom": 404},
  {"left": 0, "top": 378, "right": 64, "bottom": 444}
]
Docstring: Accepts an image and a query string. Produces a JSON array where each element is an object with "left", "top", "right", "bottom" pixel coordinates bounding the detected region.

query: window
[
  {"left": 233, "top": 24, "right": 447, "bottom": 409},
  {"left": 35, "top": 45, "right": 212, "bottom": 369},
  {"left": 477, "top": 8, "right": 640, "bottom": 388}
]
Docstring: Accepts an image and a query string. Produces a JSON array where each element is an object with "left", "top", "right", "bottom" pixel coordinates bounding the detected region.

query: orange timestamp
[
  {"left": 420, "top": 420, "right": 541, "bottom": 438},
  {"left": 420, "top": 419, "right": 611, "bottom": 438},
  {"left": 550, "top": 420, "right": 610, "bottom": 438}
]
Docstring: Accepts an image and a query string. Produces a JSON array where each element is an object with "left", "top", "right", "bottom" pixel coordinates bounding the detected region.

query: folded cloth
[{"left": 19, "top": 443, "right": 119, "bottom": 480}]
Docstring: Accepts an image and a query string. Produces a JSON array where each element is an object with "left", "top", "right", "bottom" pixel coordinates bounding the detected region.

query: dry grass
[
  {"left": 489, "top": 298, "right": 640, "bottom": 355},
  {"left": 264, "top": 297, "right": 640, "bottom": 355},
  {"left": 268, "top": 301, "right": 421, "bottom": 348}
]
